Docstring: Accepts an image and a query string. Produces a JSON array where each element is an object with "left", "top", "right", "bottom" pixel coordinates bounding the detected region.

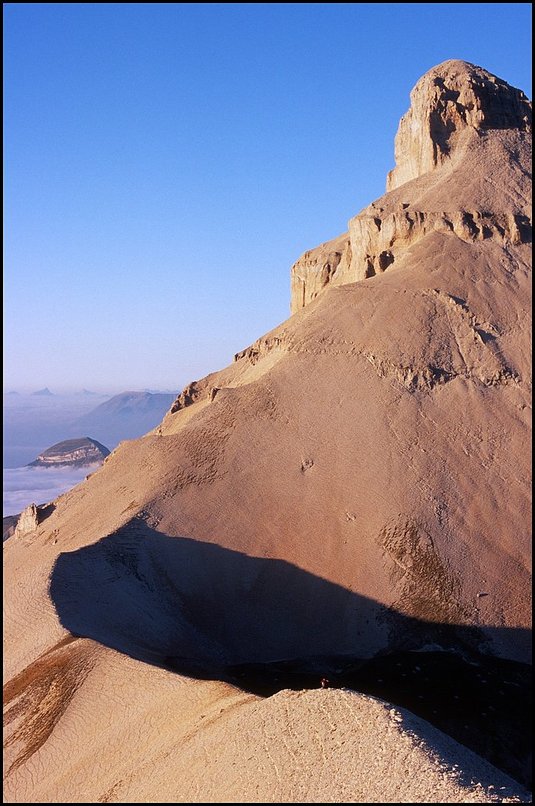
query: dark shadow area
[
  {"left": 513, "top": 213, "right": 532, "bottom": 244},
  {"left": 49, "top": 518, "right": 532, "bottom": 788},
  {"left": 37, "top": 502, "right": 56, "bottom": 522},
  {"left": 475, "top": 327, "right": 496, "bottom": 344},
  {"left": 2, "top": 515, "right": 19, "bottom": 542},
  {"left": 378, "top": 250, "right": 395, "bottom": 271},
  {"left": 228, "top": 651, "right": 531, "bottom": 790}
]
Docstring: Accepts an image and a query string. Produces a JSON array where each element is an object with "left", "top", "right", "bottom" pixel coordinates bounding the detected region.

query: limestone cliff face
[
  {"left": 290, "top": 234, "right": 351, "bottom": 314},
  {"left": 3, "top": 60, "right": 532, "bottom": 804},
  {"left": 290, "top": 60, "right": 532, "bottom": 312},
  {"left": 345, "top": 206, "right": 530, "bottom": 283},
  {"left": 387, "top": 59, "right": 532, "bottom": 191}
]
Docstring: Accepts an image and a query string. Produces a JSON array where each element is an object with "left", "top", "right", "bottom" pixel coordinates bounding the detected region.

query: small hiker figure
[{"left": 320, "top": 677, "right": 330, "bottom": 689}]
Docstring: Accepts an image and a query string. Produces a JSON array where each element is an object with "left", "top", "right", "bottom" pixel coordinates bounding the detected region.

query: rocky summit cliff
[
  {"left": 290, "top": 60, "right": 531, "bottom": 312},
  {"left": 3, "top": 62, "right": 532, "bottom": 803}
]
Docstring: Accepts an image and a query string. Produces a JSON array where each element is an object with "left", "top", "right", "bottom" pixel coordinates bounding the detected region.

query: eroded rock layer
[
  {"left": 3, "top": 60, "right": 532, "bottom": 803},
  {"left": 291, "top": 60, "right": 532, "bottom": 312},
  {"left": 28, "top": 437, "right": 110, "bottom": 468}
]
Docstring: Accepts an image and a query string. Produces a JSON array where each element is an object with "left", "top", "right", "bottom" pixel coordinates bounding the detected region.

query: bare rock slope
[{"left": 3, "top": 60, "right": 532, "bottom": 803}]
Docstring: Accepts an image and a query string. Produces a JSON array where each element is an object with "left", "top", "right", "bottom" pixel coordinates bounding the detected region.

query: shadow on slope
[{"left": 49, "top": 518, "right": 532, "bottom": 788}]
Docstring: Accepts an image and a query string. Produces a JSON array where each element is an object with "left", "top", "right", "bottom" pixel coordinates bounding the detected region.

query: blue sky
[{"left": 4, "top": 3, "right": 532, "bottom": 393}]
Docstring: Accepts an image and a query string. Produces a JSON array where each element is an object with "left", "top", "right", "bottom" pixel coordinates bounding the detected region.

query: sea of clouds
[{"left": 3, "top": 465, "right": 97, "bottom": 517}]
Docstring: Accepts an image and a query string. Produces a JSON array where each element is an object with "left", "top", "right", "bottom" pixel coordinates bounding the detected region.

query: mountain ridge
[
  {"left": 290, "top": 59, "right": 531, "bottom": 312},
  {"left": 3, "top": 60, "right": 532, "bottom": 803}
]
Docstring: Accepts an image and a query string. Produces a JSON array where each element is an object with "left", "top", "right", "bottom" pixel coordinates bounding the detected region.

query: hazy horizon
[
  {"left": 3, "top": 386, "right": 179, "bottom": 469},
  {"left": 3, "top": 385, "right": 178, "bottom": 396},
  {"left": 3, "top": 3, "right": 532, "bottom": 392}
]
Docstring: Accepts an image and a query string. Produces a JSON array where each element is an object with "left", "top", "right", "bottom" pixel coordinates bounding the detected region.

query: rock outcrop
[
  {"left": 290, "top": 234, "right": 352, "bottom": 314},
  {"left": 290, "top": 60, "right": 532, "bottom": 312},
  {"left": 3, "top": 61, "right": 532, "bottom": 803},
  {"left": 387, "top": 59, "right": 532, "bottom": 191},
  {"left": 13, "top": 504, "right": 39, "bottom": 538},
  {"left": 28, "top": 437, "right": 110, "bottom": 468}
]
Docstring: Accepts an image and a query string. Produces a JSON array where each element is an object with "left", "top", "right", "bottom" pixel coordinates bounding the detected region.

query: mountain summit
[
  {"left": 291, "top": 59, "right": 531, "bottom": 311},
  {"left": 3, "top": 62, "right": 532, "bottom": 803},
  {"left": 387, "top": 59, "right": 531, "bottom": 190}
]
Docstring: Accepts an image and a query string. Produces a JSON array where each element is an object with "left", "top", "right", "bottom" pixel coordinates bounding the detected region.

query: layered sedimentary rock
[
  {"left": 290, "top": 60, "right": 532, "bottom": 312},
  {"left": 28, "top": 437, "right": 110, "bottom": 468},
  {"left": 3, "top": 61, "right": 532, "bottom": 803},
  {"left": 290, "top": 234, "right": 352, "bottom": 314},
  {"left": 387, "top": 59, "right": 532, "bottom": 191}
]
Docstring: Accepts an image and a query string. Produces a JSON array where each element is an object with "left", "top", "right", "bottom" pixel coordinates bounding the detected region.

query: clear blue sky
[{"left": 4, "top": 3, "right": 532, "bottom": 393}]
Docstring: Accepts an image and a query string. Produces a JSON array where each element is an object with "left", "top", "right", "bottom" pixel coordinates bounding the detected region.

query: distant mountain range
[
  {"left": 3, "top": 389, "right": 178, "bottom": 467},
  {"left": 72, "top": 391, "right": 176, "bottom": 448},
  {"left": 32, "top": 387, "right": 54, "bottom": 396}
]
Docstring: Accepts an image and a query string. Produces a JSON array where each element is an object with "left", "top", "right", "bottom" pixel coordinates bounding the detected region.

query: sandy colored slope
[
  {"left": 3, "top": 641, "right": 529, "bottom": 803},
  {"left": 3, "top": 230, "right": 531, "bottom": 802},
  {"left": 3, "top": 60, "right": 532, "bottom": 802},
  {"left": 5, "top": 232, "right": 530, "bottom": 677}
]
